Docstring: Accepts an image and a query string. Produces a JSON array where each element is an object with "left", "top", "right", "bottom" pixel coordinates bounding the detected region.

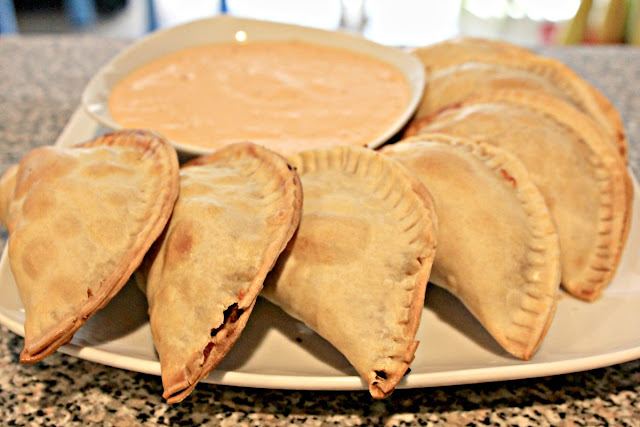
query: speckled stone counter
[{"left": 1, "top": 35, "right": 640, "bottom": 426}]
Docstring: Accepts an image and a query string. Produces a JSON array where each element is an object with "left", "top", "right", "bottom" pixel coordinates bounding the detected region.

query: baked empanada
[
  {"left": 262, "top": 146, "right": 437, "bottom": 398},
  {"left": 139, "top": 142, "right": 302, "bottom": 403},
  {"left": 410, "top": 38, "right": 627, "bottom": 161},
  {"left": 410, "top": 36, "right": 532, "bottom": 69},
  {"left": 382, "top": 134, "right": 561, "bottom": 360},
  {"left": 0, "top": 130, "right": 179, "bottom": 363},
  {"left": 405, "top": 90, "right": 630, "bottom": 301}
]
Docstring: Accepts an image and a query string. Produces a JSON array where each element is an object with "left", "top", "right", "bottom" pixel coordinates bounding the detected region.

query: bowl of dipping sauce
[{"left": 82, "top": 15, "right": 425, "bottom": 157}]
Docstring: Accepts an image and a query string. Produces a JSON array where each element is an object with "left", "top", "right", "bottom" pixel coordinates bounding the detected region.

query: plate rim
[
  {"left": 1, "top": 108, "right": 639, "bottom": 392},
  {"left": 2, "top": 268, "right": 640, "bottom": 391}
]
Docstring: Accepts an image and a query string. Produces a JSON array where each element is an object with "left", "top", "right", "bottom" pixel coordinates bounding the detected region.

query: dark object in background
[
  {"left": 95, "top": 0, "right": 127, "bottom": 15},
  {"left": 13, "top": 0, "right": 62, "bottom": 11},
  {"left": 14, "top": 0, "right": 128, "bottom": 15}
]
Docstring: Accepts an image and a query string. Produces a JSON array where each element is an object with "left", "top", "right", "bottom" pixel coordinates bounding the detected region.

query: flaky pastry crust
[
  {"left": 0, "top": 130, "right": 179, "bottom": 363},
  {"left": 409, "top": 37, "right": 627, "bottom": 162},
  {"left": 262, "top": 145, "right": 438, "bottom": 398},
  {"left": 406, "top": 90, "right": 630, "bottom": 301},
  {"left": 383, "top": 134, "right": 561, "bottom": 360},
  {"left": 140, "top": 142, "right": 302, "bottom": 403}
]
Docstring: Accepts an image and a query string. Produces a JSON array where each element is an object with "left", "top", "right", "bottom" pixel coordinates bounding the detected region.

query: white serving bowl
[{"left": 82, "top": 15, "right": 425, "bottom": 157}]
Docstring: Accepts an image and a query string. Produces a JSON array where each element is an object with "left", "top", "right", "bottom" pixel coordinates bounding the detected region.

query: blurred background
[{"left": 1, "top": 0, "right": 639, "bottom": 46}]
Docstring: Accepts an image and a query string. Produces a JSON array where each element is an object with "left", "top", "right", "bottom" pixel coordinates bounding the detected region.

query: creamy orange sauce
[{"left": 108, "top": 40, "right": 411, "bottom": 154}]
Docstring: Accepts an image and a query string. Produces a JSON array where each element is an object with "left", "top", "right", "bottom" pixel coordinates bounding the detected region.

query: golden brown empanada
[
  {"left": 139, "top": 142, "right": 302, "bottom": 404},
  {"left": 410, "top": 36, "right": 533, "bottom": 69},
  {"left": 410, "top": 38, "right": 627, "bottom": 161},
  {"left": 262, "top": 145, "right": 437, "bottom": 398},
  {"left": 382, "top": 134, "right": 561, "bottom": 360},
  {"left": 405, "top": 90, "right": 630, "bottom": 301},
  {"left": 0, "top": 130, "right": 179, "bottom": 363}
]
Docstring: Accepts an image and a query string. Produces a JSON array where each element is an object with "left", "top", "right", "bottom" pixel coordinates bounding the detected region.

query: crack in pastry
[
  {"left": 0, "top": 130, "right": 180, "bottom": 363},
  {"left": 405, "top": 89, "right": 631, "bottom": 301},
  {"left": 262, "top": 145, "right": 438, "bottom": 398},
  {"left": 138, "top": 142, "right": 302, "bottom": 404},
  {"left": 409, "top": 37, "right": 627, "bottom": 162},
  {"left": 382, "top": 134, "right": 561, "bottom": 360}
]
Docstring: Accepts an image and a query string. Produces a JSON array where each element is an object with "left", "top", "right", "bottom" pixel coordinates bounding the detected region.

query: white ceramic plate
[
  {"left": 1, "top": 107, "right": 640, "bottom": 392},
  {"left": 81, "top": 15, "right": 425, "bottom": 158}
]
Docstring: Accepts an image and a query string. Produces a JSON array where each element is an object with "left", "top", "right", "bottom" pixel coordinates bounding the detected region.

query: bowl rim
[{"left": 81, "top": 15, "right": 426, "bottom": 157}]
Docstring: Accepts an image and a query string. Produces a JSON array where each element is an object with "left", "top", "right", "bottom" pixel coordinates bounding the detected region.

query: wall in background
[{"left": 5, "top": 0, "right": 639, "bottom": 46}]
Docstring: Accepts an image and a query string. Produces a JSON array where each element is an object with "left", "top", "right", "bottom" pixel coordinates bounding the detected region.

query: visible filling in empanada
[
  {"left": 0, "top": 130, "right": 180, "bottom": 363},
  {"left": 382, "top": 134, "right": 561, "bottom": 360},
  {"left": 262, "top": 145, "right": 438, "bottom": 399},
  {"left": 139, "top": 142, "right": 302, "bottom": 404},
  {"left": 405, "top": 90, "right": 630, "bottom": 301}
]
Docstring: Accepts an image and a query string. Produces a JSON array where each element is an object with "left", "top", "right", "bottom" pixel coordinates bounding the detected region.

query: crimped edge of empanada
[
  {"left": 407, "top": 90, "right": 630, "bottom": 301},
  {"left": 16, "top": 129, "right": 180, "bottom": 363},
  {"left": 409, "top": 36, "right": 534, "bottom": 72},
  {"left": 156, "top": 142, "right": 303, "bottom": 403},
  {"left": 287, "top": 145, "right": 438, "bottom": 399},
  {"left": 384, "top": 133, "right": 561, "bottom": 360},
  {"left": 414, "top": 53, "right": 627, "bottom": 161}
]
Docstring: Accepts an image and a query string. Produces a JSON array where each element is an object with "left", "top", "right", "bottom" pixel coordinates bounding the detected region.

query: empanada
[
  {"left": 262, "top": 146, "right": 437, "bottom": 398},
  {"left": 139, "top": 142, "right": 302, "bottom": 403},
  {"left": 0, "top": 130, "right": 180, "bottom": 363},
  {"left": 410, "top": 36, "right": 532, "bottom": 69},
  {"left": 410, "top": 37, "right": 627, "bottom": 161},
  {"left": 405, "top": 90, "right": 630, "bottom": 301},
  {"left": 382, "top": 134, "right": 561, "bottom": 360}
]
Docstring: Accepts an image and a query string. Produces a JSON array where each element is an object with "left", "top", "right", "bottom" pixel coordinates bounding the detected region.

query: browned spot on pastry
[
  {"left": 294, "top": 213, "right": 370, "bottom": 265},
  {"left": 245, "top": 144, "right": 259, "bottom": 158},
  {"left": 20, "top": 237, "right": 51, "bottom": 279},
  {"left": 87, "top": 288, "right": 93, "bottom": 298},
  {"left": 203, "top": 341, "right": 215, "bottom": 359},
  {"left": 21, "top": 188, "right": 56, "bottom": 221},
  {"left": 500, "top": 168, "right": 517, "bottom": 187},
  {"left": 173, "top": 229, "right": 193, "bottom": 255},
  {"left": 164, "top": 221, "right": 194, "bottom": 265},
  {"left": 579, "top": 288, "right": 595, "bottom": 299}
]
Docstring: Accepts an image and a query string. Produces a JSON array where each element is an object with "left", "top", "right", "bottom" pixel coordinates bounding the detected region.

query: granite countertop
[{"left": 0, "top": 35, "right": 639, "bottom": 426}]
